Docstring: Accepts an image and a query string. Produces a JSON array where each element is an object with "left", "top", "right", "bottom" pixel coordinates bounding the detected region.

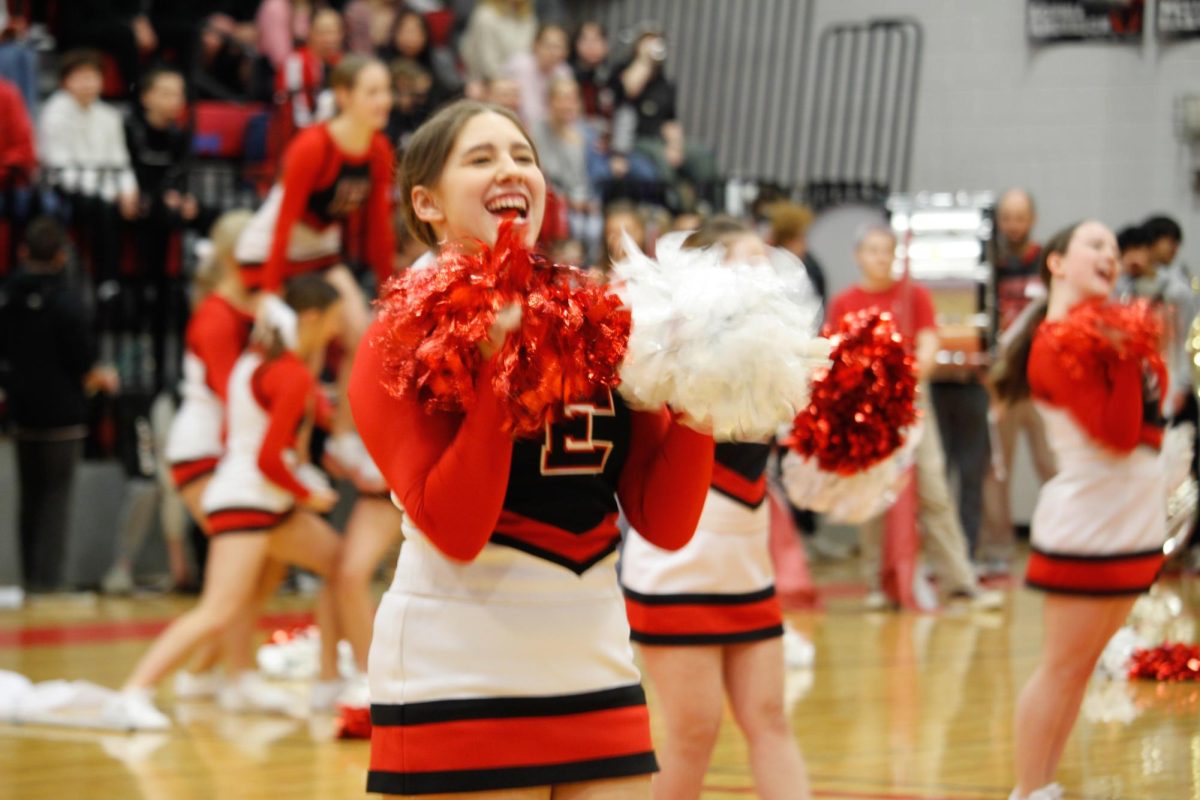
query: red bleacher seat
[
  {"left": 193, "top": 101, "right": 267, "bottom": 160},
  {"left": 424, "top": 10, "right": 455, "bottom": 47}
]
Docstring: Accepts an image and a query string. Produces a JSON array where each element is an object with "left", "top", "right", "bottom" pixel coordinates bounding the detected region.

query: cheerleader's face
[
  {"left": 1050, "top": 221, "right": 1119, "bottom": 300},
  {"left": 413, "top": 111, "right": 546, "bottom": 248},
  {"left": 338, "top": 62, "right": 393, "bottom": 132}
]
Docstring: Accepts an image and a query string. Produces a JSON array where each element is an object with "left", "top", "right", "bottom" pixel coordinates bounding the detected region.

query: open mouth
[{"left": 485, "top": 194, "right": 529, "bottom": 220}]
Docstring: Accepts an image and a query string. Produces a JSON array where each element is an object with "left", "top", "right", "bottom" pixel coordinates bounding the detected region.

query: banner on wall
[
  {"left": 1159, "top": 0, "right": 1200, "bottom": 36},
  {"left": 1027, "top": 0, "right": 1144, "bottom": 41}
]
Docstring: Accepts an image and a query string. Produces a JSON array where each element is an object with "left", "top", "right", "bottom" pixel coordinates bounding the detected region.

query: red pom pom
[
  {"left": 786, "top": 311, "right": 918, "bottom": 475},
  {"left": 1041, "top": 299, "right": 1166, "bottom": 388},
  {"left": 1129, "top": 642, "right": 1200, "bottom": 682},
  {"left": 335, "top": 703, "right": 373, "bottom": 739},
  {"left": 374, "top": 219, "right": 630, "bottom": 436}
]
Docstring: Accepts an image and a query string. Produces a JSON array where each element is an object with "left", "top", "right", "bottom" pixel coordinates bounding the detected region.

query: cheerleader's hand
[
  {"left": 303, "top": 487, "right": 339, "bottom": 514},
  {"left": 479, "top": 302, "right": 522, "bottom": 359}
]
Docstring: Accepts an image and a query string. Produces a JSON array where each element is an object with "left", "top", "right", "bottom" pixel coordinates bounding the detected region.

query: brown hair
[
  {"left": 989, "top": 221, "right": 1080, "bottom": 403},
  {"left": 330, "top": 54, "right": 385, "bottom": 92},
  {"left": 255, "top": 275, "right": 341, "bottom": 360},
  {"left": 399, "top": 99, "right": 538, "bottom": 247},
  {"left": 59, "top": 49, "right": 104, "bottom": 82},
  {"left": 766, "top": 202, "right": 814, "bottom": 245},
  {"left": 681, "top": 216, "right": 753, "bottom": 251}
]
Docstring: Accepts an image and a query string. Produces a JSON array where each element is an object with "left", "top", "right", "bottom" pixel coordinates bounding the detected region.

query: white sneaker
[
  {"left": 173, "top": 670, "right": 219, "bottom": 701},
  {"left": 1009, "top": 783, "right": 1064, "bottom": 800},
  {"left": 310, "top": 679, "right": 344, "bottom": 713},
  {"left": 337, "top": 673, "right": 370, "bottom": 709},
  {"left": 968, "top": 588, "right": 1005, "bottom": 611},
  {"left": 219, "top": 673, "right": 303, "bottom": 717},
  {"left": 101, "top": 565, "right": 134, "bottom": 595},
  {"left": 101, "top": 689, "right": 171, "bottom": 731},
  {"left": 781, "top": 626, "right": 815, "bottom": 670},
  {"left": 863, "top": 590, "right": 892, "bottom": 611}
]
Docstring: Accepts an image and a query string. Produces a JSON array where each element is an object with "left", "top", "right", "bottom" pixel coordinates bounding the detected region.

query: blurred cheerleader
[
  {"left": 105, "top": 275, "right": 370, "bottom": 729},
  {"left": 349, "top": 99, "right": 715, "bottom": 798},
  {"left": 991, "top": 221, "right": 1167, "bottom": 800},
  {"left": 620, "top": 218, "right": 811, "bottom": 800}
]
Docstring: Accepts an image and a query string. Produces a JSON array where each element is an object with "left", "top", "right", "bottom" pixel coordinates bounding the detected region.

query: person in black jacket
[{"left": 0, "top": 217, "right": 118, "bottom": 591}]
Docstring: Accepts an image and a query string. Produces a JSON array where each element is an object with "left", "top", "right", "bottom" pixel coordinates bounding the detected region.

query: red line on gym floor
[{"left": 0, "top": 611, "right": 314, "bottom": 649}]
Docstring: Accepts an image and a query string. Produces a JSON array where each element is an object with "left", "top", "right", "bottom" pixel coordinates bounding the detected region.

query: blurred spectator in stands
[
  {"left": 669, "top": 210, "right": 704, "bottom": 233},
  {"left": 570, "top": 21, "right": 613, "bottom": 121},
  {"left": 0, "top": 75, "right": 35, "bottom": 188},
  {"left": 0, "top": 2, "right": 37, "bottom": 114},
  {"left": 381, "top": 6, "right": 464, "bottom": 104},
  {"left": 766, "top": 201, "right": 827, "bottom": 310},
  {"left": 386, "top": 59, "right": 433, "bottom": 151},
  {"left": 461, "top": 0, "right": 536, "bottom": 84},
  {"left": 484, "top": 75, "right": 523, "bottom": 117},
  {"left": 989, "top": 188, "right": 1043, "bottom": 335},
  {"left": 257, "top": 0, "right": 316, "bottom": 72},
  {"left": 1141, "top": 215, "right": 1195, "bottom": 420},
  {"left": 598, "top": 200, "right": 646, "bottom": 275},
  {"left": 505, "top": 23, "right": 570, "bottom": 127},
  {"left": 609, "top": 29, "right": 717, "bottom": 209},
  {"left": 39, "top": 50, "right": 138, "bottom": 217},
  {"left": 278, "top": 7, "right": 347, "bottom": 129},
  {"left": 345, "top": 0, "right": 401, "bottom": 54},
  {"left": 533, "top": 76, "right": 601, "bottom": 260},
  {"left": 0, "top": 217, "right": 119, "bottom": 592},
  {"left": 57, "top": 1, "right": 157, "bottom": 96},
  {"left": 193, "top": 13, "right": 256, "bottom": 102},
  {"left": 1117, "top": 224, "right": 1152, "bottom": 279},
  {"left": 126, "top": 66, "right": 197, "bottom": 391},
  {"left": 550, "top": 237, "right": 585, "bottom": 267}
]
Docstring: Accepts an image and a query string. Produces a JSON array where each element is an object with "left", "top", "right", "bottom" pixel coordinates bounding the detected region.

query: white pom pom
[
  {"left": 780, "top": 424, "right": 922, "bottom": 523},
  {"left": 613, "top": 236, "right": 825, "bottom": 440}
]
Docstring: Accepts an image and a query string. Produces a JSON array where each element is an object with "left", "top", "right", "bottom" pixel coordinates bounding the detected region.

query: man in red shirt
[{"left": 828, "top": 225, "right": 999, "bottom": 609}]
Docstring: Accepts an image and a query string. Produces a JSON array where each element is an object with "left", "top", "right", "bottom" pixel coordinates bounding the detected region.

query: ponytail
[{"left": 987, "top": 221, "right": 1081, "bottom": 403}]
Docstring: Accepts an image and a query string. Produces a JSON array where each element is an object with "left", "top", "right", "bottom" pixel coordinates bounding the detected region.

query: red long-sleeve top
[
  {"left": 349, "top": 318, "right": 715, "bottom": 565},
  {"left": 264, "top": 123, "right": 395, "bottom": 293},
  {"left": 253, "top": 352, "right": 318, "bottom": 500},
  {"left": 0, "top": 77, "right": 36, "bottom": 181},
  {"left": 187, "top": 294, "right": 254, "bottom": 400},
  {"left": 1028, "top": 321, "right": 1165, "bottom": 453}
]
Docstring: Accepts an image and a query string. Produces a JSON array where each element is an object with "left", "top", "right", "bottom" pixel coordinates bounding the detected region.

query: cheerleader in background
[
  {"left": 104, "top": 275, "right": 368, "bottom": 730},
  {"left": 990, "top": 221, "right": 1166, "bottom": 800},
  {"left": 620, "top": 217, "right": 810, "bottom": 800},
  {"left": 349, "top": 99, "right": 714, "bottom": 797},
  {"left": 236, "top": 54, "right": 394, "bottom": 439}
]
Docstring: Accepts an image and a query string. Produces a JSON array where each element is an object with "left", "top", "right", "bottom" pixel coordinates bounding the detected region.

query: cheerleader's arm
[
  {"left": 618, "top": 408, "right": 714, "bottom": 551},
  {"left": 256, "top": 358, "right": 316, "bottom": 501},
  {"left": 193, "top": 312, "right": 245, "bottom": 401},
  {"left": 348, "top": 325, "right": 515, "bottom": 562}
]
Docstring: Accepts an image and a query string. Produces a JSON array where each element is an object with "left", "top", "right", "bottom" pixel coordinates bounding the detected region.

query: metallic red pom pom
[
  {"left": 1041, "top": 299, "right": 1165, "bottom": 387},
  {"left": 373, "top": 219, "right": 630, "bottom": 436},
  {"left": 786, "top": 311, "right": 918, "bottom": 475},
  {"left": 1129, "top": 642, "right": 1200, "bottom": 682}
]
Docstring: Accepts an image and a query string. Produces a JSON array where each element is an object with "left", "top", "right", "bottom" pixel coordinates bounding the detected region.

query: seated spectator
[
  {"left": 193, "top": 14, "right": 256, "bottom": 102},
  {"left": 0, "top": 217, "right": 119, "bottom": 592},
  {"left": 125, "top": 66, "right": 198, "bottom": 390},
  {"left": 460, "top": 0, "right": 536, "bottom": 83},
  {"left": 484, "top": 75, "right": 522, "bottom": 117},
  {"left": 609, "top": 29, "right": 717, "bottom": 208},
  {"left": 504, "top": 23, "right": 570, "bottom": 127},
  {"left": 345, "top": 0, "right": 401, "bottom": 54},
  {"left": 0, "top": 5, "right": 38, "bottom": 114},
  {"left": 56, "top": 1, "right": 158, "bottom": 96},
  {"left": 570, "top": 21, "right": 613, "bottom": 121},
  {"left": 0, "top": 75, "right": 35, "bottom": 188},
  {"left": 386, "top": 59, "right": 434, "bottom": 151},
  {"left": 257, "top": 0, "right": 316, "bottom": 72},
  {"left": 550, "top": 237, "right": 585, "bottom": 267},
  {"left": 669, "top": 210, "right": 705, "bottom": 233},
  {"left": 38, "top": 50, "right": 138, "bottom": 217},
  {"left": 533, "top": 76, "right": 601, "bottom": 259},
  {"left": 765, "top": 201, "right": 827, "bottom": 308},
  {"left": 598, "top": 200, "right": 646, "bottom": 274},
  {"left": 381, "top": 7, "right": 464, "bottom": 104},
  {"left": 277, "top": 7, "right": 347, "bottom": 129}
]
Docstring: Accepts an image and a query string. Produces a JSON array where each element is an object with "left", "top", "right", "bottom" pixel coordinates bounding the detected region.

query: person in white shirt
[
  {"left": 37, "top": 50, "right": 138, "bottom": 218},
  {"left": 505, "top": 23, "right": 571, "bottom": 128}
]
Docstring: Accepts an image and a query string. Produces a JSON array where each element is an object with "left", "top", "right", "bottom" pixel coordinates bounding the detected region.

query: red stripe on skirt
[
  {"left": 710, "top": 462, "right": 767, "bottom": 506},
  {"left": 170, "top": 457, "right": 219, "bottom": 489},
  {"left": 239, "top": 254, "right": 341, "bottom": 289},
  {"left": 624, "top": 593, "right": 782, "bottom": 637},
  {"left": 207, "top": 508, "right": 289, "bottom": 535},
  {"left": 1026, "top": 550, "right": 1163, "bottom": 594},
  {"left": 370, "top": 704, "right": 652, "bottom": 774}
]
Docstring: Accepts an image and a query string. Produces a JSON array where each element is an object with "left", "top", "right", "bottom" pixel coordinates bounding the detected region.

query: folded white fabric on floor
[{"left": 0, "top": 669, "right": 152, "bottom": 730}]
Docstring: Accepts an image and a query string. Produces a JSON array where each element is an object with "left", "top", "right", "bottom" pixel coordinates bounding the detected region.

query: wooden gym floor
[{"left": 1, "top": 559, "right": 1198, "bottom": 800}]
